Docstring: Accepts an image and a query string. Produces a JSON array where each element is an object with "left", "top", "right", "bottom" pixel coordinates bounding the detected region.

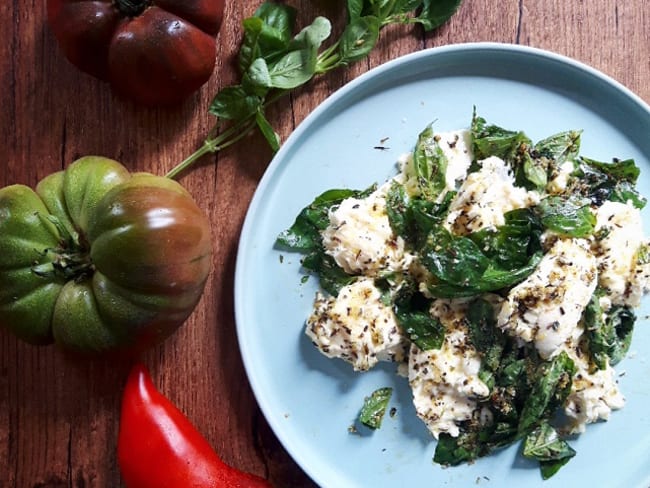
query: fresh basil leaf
[
  {"left": 413, "top": 125, "right": 449, "bottom": 200},
  {"left": 289, "top": 16, "right": 332, "bottom": 51},
  {"left": 518, "top": 352, "right": 576, "bottom": 436},
  {"left": 268, "top": 49, "right": 317, "bottom": 89},
  {"left": 337, "top": 16, "right": 381, "bottom": 65},
  {"left": 584, "top": 291, "right": 635, "bottom": 368},
  {"left": 393, "top": 281, "right": 444, "bottom": 350},
  {"left": 238, "top": 4, "right": 297, "bottom": 73},
  {"left": 255, "top": 109, "right": 280, "bottom": 153},
  {"left": 358, "top": 387, "right": 393, "bottom": 429},
  {"left": 523, "top": 422, "right": 576, "bottom": 479},
  {"left": 415, "top": 0, "right": 463, "bottom": 31},
  {"left": 347, "top": 0, "right": 364, "bottom": 20},
  {"left": 208, "top": 85, "right": 262, "bottom": 120},
  {"left": 536, "top": 195, "right": 596, "bottom": 238},
  {"left": 245, "top": 58, "right": 273, "bottom": 90}
]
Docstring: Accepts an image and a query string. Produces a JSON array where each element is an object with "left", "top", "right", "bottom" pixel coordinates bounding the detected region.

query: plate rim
[{"left": 234, "top": 41, "right": 650, "bottom": 487}]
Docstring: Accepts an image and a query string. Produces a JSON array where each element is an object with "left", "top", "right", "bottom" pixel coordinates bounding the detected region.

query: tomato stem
[{"left": 113, "top": 0, "right": 150, "bottom": 17}]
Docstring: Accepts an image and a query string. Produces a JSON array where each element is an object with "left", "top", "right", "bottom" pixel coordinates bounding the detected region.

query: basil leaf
[
  {"left": 523, "top": 422, "right": 576, "bottom": 479},
  {"left": 268, "top": 49, "right": 317, "bottom": 89},
  {"left": 415, "top": 0, "right": 463, "bottom": 31},
  {"left": 289, "top": 16, "right": 332, "bottom": 51},
  {"left": 338, "top": 16, "right": 381, "bottom": 65},
  {"left": 434, "top": 431, "right": 481, "bottom": 466},
  {"left": 413, "top": 125, "right": 448, "bottom": 200},
  {"left": 302, "top": 252, "right": 356, "bottom": 296},
  {"left": 533, "top": 130, "right": 582, "bottom": 166},
  {"left": 244, "top": 58, "right": 272, "bottom": 90},
  {"left": 536, "top": 195, "right": 596, "bottom": 238},
  {"left": 358, "top": 387, "right": 393, "bottom": 429},
  {"left": 347, "top": 0, "right": 364, "bottom": 20},
  {"left": 238, "top": 4, "right": 297, "bottom": 73},
  {"left": 276, "top": 188, "right": 371, "bottom": 251},
  {"left": 584, "top": 291, "right": 635, "bottom": 368},
  {"left": 518, "top": 351, "right": 576, "bottom": 436},
  {"left": 571, "top": 156, "right": 647, "bottom": 209},
  {"left": 466, "top": 298, "right": 505, "bottom": 372},
  {"left": 255, "top": 109, "right": 280, "bottom": 153},
  {"left": 208, "top": 85, "right": 262, "bottom": 120},
  {"left": 385, "top": 183, "right": 454, "bottom": 248},
  {"left": 470, "top": 111, "right": 532, "bottom": 170},
  {"left": 393, "top": 281, "right": 444, "bottom": 350}
]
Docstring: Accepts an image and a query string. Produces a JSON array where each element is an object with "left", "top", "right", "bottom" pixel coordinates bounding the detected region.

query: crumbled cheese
[
  {"left": 497, "top": 238, "right": 598, "bottom": 358},
  {"left": 445, "top": 156, "right": 540, "bottom": 235},
  {"left": 592, "top": 201, "right": 650, "bottom": 306},
  {"left": 408, "top": 299, "right": 489, "bottom": 438},
  {"left": 322, "top": 183, "right": 410, "bottom": 276},
  {"left": 563, "top": 347, "right": 625, "bottom": 434},
  {"left": 305, "top": 277, "right": 405, "bottom": 371},
  {"left": 398, "top": 130, "right": 473, "bottom": 197},
  {"left": 547, "top": 160, "right": 575, "bottom": 194}
]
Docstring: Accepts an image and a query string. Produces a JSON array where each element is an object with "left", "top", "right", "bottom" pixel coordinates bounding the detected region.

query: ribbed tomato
[
  {"left": 46, "top": 0, "right": 225, "bottom": 106},
  {"left": 0, "top": 156, "right": 212, "bottom": 355}
]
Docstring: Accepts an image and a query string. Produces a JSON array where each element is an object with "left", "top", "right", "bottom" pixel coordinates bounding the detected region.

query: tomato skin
[
  {"left": 0, "top": 156, "right": 212, "bottom": 355},
  {"left": 46, "top": 0, "right": 225, "bottom": 106}
]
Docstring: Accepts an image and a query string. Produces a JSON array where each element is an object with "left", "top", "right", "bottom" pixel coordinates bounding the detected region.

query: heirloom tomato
[
  {"left": 0, "top": 156, "right": 212, "bottom": 355},
  {"left": 46, "top": 0, "right": 225, "bottom": 106}
]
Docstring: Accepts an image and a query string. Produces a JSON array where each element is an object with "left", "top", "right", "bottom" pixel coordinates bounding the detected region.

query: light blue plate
[{"left": 235, "top": 43, "right": 650, "bottom": 488}]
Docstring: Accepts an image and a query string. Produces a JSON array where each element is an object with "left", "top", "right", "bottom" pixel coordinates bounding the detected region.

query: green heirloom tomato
[{"left": 0, "top": 156, "right": 212, "bottom": 355}]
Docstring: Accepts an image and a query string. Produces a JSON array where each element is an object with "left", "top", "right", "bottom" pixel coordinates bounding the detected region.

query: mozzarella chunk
[
  {"left": 497, "top": 238, "right": 598, "bottom": 358},
  {"left": 593, "top": 201, "right": 650, "bottom": 306},
  {"left": 547, "top": 160, "right": 575, "bottom": 194},
  {"left": 563, "top": 349, "right": 625, "bottom": 434},
  {"left": 445, "top": 156, "right": 540, "bottom": 235},
  {"left": 322, "top": 183, "right": 410, "bottom": 276},
  {"left": 409, "top": 299, "right": 489, "bottom": 438},
  {"left": 305, "top": 277, "right": 405, "bottom": 371}
]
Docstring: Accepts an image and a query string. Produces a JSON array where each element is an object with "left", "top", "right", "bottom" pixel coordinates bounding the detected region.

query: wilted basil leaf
[{"left": 358, "top": 387, "right": 393, "bottom": 429}]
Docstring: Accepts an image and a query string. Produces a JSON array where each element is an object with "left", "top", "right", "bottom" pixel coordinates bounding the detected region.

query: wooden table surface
[{"left": 1, "top": 1, "right": 648, "bottom": 487}]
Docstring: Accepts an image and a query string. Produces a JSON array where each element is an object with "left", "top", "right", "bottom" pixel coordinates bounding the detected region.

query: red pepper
[{"left": 118, "top": 363, "right": 272, "bottom": 488}]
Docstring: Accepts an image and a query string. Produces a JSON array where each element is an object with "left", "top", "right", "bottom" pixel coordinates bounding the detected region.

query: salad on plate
[{"left": 276, "top": 110, "right": 649, "bottom": 479}]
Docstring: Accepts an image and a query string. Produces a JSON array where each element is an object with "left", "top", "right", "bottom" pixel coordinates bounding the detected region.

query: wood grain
[{"left": 0, "top": 1, "right": 648, "bottom": 487}]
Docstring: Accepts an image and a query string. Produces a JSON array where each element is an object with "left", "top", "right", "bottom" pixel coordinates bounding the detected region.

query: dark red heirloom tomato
[{"left": 47, "top": 0, "right": 225, "bottom": 106}]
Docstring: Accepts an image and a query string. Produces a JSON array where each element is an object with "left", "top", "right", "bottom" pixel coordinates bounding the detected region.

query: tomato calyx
[
  {"left": 113, "top": 0, "right": 151, "bottom": 17},
  {"left": 31, "top": 214, "right": 95, "bottom": 283}
]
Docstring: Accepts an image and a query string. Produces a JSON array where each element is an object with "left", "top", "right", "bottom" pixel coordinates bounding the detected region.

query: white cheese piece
[
  {"left": 305, "top": 277, "right": 405, "bottom": 371},
  {"left": 321, "top": 183, "right": 410, "bottom": 276},
  {"left": 592, "top": 201, "right": 650, "bottom": 306},
  {"left": 547, "top": 160, "right": 575, "bottom": 194},
  {"left": 497, "top": 238, "right": 598, "bottom": 359},
  {"left": 563, "top": 349, "right": 625, "bottom": 434},
  {"left": 408, "top": 299, "right": 489, "bottom": 438},
  {"left": 398, "top": 129, "right": 473, "bottom": 197},
  {"left": 445, "top": 156, "right": 540, "bottom": 235}
]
